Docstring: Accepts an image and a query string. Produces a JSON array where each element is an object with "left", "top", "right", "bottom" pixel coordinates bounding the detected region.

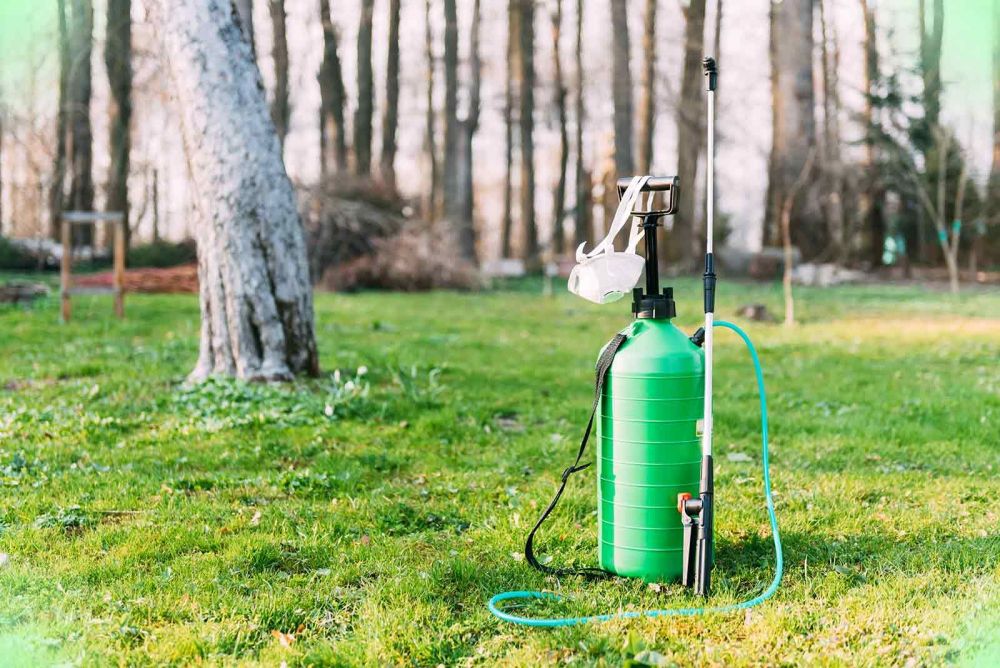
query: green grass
[{"left": 1, "top": 278, "right": 998, "bottom": 666}]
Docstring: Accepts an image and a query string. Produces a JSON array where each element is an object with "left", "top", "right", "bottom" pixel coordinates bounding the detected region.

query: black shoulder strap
[{"left": 524, "top": 331, "right": 628, "bottom": 578}]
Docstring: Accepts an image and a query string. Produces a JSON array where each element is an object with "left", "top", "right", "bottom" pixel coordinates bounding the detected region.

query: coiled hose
[{"left": 488, "top": 320, "right": 782, "bottom": 627}]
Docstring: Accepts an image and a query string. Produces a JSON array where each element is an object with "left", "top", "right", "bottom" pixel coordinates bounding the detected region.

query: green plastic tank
[{"left": 597, "top": 316, "right": 704, "bottom": 581}]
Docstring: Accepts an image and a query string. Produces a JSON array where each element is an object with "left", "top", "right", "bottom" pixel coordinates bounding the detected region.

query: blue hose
[{"left": 488, "top": 320, "right": 782, "bottom": 627}]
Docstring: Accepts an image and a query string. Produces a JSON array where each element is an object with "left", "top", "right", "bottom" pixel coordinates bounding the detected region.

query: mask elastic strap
[
  {"left": 625, "top": 191, "right": 656, "bottom": 254},
  {"left": 575, "top": 176, "right": 650, "bottom": 262}
]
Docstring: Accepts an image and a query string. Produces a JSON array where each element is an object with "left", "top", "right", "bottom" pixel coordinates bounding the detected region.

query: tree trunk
[
  {"left": 920, "top": 0, "right": 944, "bottom": 133},
  {"left": 573, "top": 0, "right": 589, "bottom": 250},
  {"left": 989, "top": 0, "right": 1000, "bottom": 235},
  {"left": 501, "top": 0, "right": 517, "bottom": 257},
  {"left": 781, "top": 149, "right": 816, "bottom": 327},
  {"left": 636, "top": 0, "right": 656, "bottom": 175},
  {"left": 354, "top": 0, "right": 375, "bottom": 176},
  {"left": 269, "top": 0, "right": 290, "bottom": 145},
  {"left": 152, "top": 168, "right": 160, "bottom": 242},
  {"left": 764, "top": 0, "right": 818, "bottom": 253},
  {"left": 610, "top": 0, "right": 633, "bottom": 176},
  {"left": 233, "top": 0, "right": 256, "bottom": 55},
  {"left": 518, "top": 0, "right": 538, "bottom": 268},
  {"left": 442, "top": 0, "right": 461, "bottom": 222},
  {"left": 818, "top": 0, "right": 845, "bottom": 261},
  {"left": 51, "top": 0, "right": 71, "bottom": 240},
  {"left": 423, "top": 0, "right": 439, "bottom": 220},
  {"left": 672, "top": 0, "right": 706, "bottom": 266},
  {"left": 105, "top": 0, "right": 132, "bottom": 250},
  {"left": 550, "top": 0, "right": 568, "bottom": 256},
  {"left": 380, "top": 0, "right": 401, "bottom": 190},
  {"left": 916, "top": 0, "right": 944, "bottom": 262},
  {"left": 68, "top": 0, "right": 95, "bottom": 246},
  {"left": 456, "top": 0, "right": 482, "bottom": 262},
  {"left": 859, "top": 0, "right": 884, "bottom": 267},
  {"left": 148, "top": 0, "right": 318, "bottom": 381},
  {"left": 318, "top": 0, "right": 348, "bottom": 175}
]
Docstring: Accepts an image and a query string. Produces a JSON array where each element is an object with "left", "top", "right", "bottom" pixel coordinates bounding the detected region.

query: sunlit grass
[{"left": 1, "top": 279, "right": 998, "bottom": 665}]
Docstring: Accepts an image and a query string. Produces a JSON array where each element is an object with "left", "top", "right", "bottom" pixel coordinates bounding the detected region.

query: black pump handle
[{"left": 615, "top": 175, "right": 679, "bottom": 215}]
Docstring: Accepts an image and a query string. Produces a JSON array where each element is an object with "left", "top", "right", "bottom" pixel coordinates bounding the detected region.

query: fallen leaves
[{"left": 271, "top": 624, "right": 305, "bottom": 647}]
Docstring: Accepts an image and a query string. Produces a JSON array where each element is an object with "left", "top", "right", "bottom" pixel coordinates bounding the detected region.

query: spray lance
[{"left": 489, "top": 57, "right": 783, "bottom": 627}]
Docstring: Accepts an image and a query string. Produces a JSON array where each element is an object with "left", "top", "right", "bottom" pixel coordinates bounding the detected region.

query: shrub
[
  {"left": 0, "top": 236, "right": 38, "bottom": 271},
  {"left": 127, "top": 239, "right": 197, "bottom": 268}
]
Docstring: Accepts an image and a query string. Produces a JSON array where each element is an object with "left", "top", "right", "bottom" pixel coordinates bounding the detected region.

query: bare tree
[
  {"left": 234, "top": 0, "right": 256, "bottom": 55},
  {"left": 105, "top": 0, "right": 132, "bottom": 248},
  {"left": 673, "top": 0, "right": 706, "bottom": 265},
  {"left": 764, "top": 0, "right": 818, "bottom": 253},
  {"left": 68, "top": 0, "right": 95, "bottom": 245},
  {"left": 983, "top": 0, "right": 1000, "bottom": 273},
  {"left": 911, "top": 128, "right": 967, "bottom": 294},
  {"left": 859, "top": 0, "right": 884, "bottom": 266},
  {"left": 354, "top": 0, "right": 375, "bottom": 175},
  {"left": 916, "top": 0, "right": 944, "bottom": 261},
  {"left": 636, "top": 0, "right": 656, "bottom": 175},
  {"left": 269, "top": 0, "right": 290, "bottom": 145},
  {"left": 818, "top": 0, "right": 845, "bottom": 261},
  {"left": 518, "top": 0, "right": 539, "bottom": 268},
  {"left": 919, "top": 0, "right": 944, "bottom": 133},
  {"left": 550, "top": 0, "right": 568, "bottom": 256},
  {"left": 318, "top": 0, "right": 348, "bottom": 174},
  {"left": 610, "top": 0, "right": 633, "bottom": 175},
  {"left": 781, "top": 149, "right": 816, "bottom": 326},
  {"left": 455, "top": 0, "right": 482, "bottom": 261},
  {"left": 424, "top": 0, "right": 440, "bottom": 220},
  {"left": 501, "top": 0, "right": 517, "bottom": 257},
  {"left": 442, "top": 0, "right": 460, "bottom": 218},
  {"left": 573, "top": 0, "right": 590, "bottom": 250},
  {"left": 380, "top": 0, "right": 401, "bottom": 190},
  {"left": 147, "top": 0, "right": 318, "bottom": 381},
  {"left": 50, "top": 0, "right": 71, "bottom": 239}
]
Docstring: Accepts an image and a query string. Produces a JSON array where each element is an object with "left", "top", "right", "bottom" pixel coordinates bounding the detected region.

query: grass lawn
[{"left": 1, "top": 278, "right": 998, "bottom": 666}]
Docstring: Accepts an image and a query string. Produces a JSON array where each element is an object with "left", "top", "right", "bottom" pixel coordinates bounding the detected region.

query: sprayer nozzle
[{"left": 703, "top": 57, "right": 718, "bottom": 91}]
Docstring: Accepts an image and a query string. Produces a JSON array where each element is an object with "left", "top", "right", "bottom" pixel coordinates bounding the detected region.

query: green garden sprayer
[{"left": 489, "top": 58, "right": 783, "bottom": 627}]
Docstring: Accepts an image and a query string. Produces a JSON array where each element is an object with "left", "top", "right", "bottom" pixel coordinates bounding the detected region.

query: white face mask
[{"left": 568, "top": 176, "right": 651, "bottom": 304}]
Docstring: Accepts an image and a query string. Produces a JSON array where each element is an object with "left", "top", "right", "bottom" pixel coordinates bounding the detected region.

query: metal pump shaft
[{"left": 682, "top": 55, "right": 718, "bottom": 598}]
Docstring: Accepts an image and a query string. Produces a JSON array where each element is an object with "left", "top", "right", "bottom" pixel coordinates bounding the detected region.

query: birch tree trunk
[
  {"left": 147, "top": 0, "right": 318, "bottom": 381},
  {"left": 318, "top": 0, "right": 348, "bottom": 174},
  {"left": 672, "top": 0, "right": 706, "bottom": 266},
  {"left": 380, "top": 0, "right": 401, "bottom": 189},
  {"left": 550, "top": 0, "right": 568, "bottom": 256},
  {"left": 269, "top": 0, "right": 290, "bottom": 145},
  {"left": 610, "top": 0, "right": 633, "bottom": 175},
  {"left": 354, "top": 0, "right": 375, "bottom": 176},
  {"left": 105, "top": 0, "right": 132, "bottom": 248},
  {"left": 764, "top": 0, "right": 818, "bottom": 253},
  {"left": 518, "top": 0, "right": 539, "bottom": 269},
  {"left": 68, "top": 0, "right": 95, "bottom": 245},
  {"left": 573, "top": 0, "right": 590, "bottom": 250},
  {"left": 636, "top": 0, "right": 656, "bottom": 175}
]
